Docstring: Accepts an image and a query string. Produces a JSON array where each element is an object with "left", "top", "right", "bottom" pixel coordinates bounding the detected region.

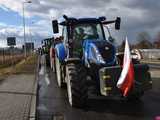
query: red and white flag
[{"left": 117, "top": 37, "right": 134, "bottom": 97}]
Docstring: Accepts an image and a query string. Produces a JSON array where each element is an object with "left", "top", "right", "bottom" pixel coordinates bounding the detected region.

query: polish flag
[{"left": 117, "top": 37, "right": 134, "bottom": 97}]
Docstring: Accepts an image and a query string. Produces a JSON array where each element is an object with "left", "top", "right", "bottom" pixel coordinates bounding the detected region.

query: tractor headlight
[
  {"left": 89, "top": 43, "right": 106, "bottom": 64},
  {"left": 96, "top": 53, "right": 106, "bottom": 64}
]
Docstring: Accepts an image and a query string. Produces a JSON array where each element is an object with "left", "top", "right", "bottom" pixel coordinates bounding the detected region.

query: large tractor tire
[
  {"left": 55, "top": 54, "right": 63, "bottom": 87},
  {"left": 66, "top": 63, "right": 88, "bottom": 107}
]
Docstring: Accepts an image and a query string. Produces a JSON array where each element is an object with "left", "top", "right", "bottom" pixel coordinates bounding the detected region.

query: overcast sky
[{"left": 0, "top": 0, "right": 160, "bottom": 47}]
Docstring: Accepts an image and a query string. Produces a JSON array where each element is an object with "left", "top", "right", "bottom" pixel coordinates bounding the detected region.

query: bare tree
[
  {"left": 118, "top": 40, "right": 125, "bottom": 52},
  {"left": 154, "top": 32, "right": 160, "bottom": 48},
  {"left": 135, "top": 32, "right": 153, "bottom": 49}
]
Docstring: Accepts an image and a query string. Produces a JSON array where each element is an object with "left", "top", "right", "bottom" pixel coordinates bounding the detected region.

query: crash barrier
[{"left": 132, "top": 49, "right": 160, "bottom": 60}]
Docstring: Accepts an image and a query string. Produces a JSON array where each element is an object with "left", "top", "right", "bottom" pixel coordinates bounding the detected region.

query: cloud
[
  {"left": 0, "top": 4, "right": 10, "bottom": 11},
  {"left": 0, "top": 21, "right": 52, "bottom": 48},
  {"left": 0, "top": 0, "right": 160, "bottom": 46},
  {"left": 0, "top": 0, "right": 22, "bottom": 13}
]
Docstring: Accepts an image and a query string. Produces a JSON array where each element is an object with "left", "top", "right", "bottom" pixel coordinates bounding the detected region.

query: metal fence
[
  {"left": 0, "top": 48, "right": 24, "bottom": 67},
  {"left": 132, "top": 49, "right": 160, "bottom": 60}
]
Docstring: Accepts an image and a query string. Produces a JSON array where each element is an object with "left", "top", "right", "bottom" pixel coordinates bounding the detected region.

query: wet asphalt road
[
  {"left": 37, "top": 59, "right": 160, "bottom": 120},
  {"left": 148, "top": 64, "right": 160, "bottom": 69}
]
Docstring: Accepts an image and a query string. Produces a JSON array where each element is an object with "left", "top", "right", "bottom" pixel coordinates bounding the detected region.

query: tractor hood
[{"left": 83, "top": 39, "right": 116, "bottom": 66}]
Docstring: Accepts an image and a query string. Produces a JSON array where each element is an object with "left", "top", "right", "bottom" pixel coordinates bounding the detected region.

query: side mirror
[
  {"left": 115, "top": 17, "right": 121, "bottom": 30},
  {"left": 52, "top": 20, "right": 59, "bottom": 33}
]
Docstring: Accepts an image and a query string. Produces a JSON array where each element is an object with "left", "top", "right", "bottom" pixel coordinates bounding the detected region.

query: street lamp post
[
  {"left": 29, "top": 23, "right": 34, "bottom": 54},
  {"left": 30, "top": 22, "right": 35, "bottom": 52},
  {"left": 29, "top": 26, "right": 32, "bottom": 53},
  {"left": 22, "top": 0, "right": 32, "bottom": 58}
]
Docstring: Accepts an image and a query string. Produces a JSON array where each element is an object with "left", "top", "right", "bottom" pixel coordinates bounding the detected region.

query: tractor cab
[
  {"left": 52, "top": 15, "right": 120, "bottom": 43},
  {"left": 52, "top": 15, "right": 120, "bottom": 60}
]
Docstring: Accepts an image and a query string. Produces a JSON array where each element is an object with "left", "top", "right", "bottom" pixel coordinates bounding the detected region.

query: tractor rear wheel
[{"left": 66, "top": 63, "right": 88, "bottom": 107}]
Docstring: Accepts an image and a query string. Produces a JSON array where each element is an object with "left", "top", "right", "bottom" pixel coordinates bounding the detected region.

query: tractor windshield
[{"left": 72, "top": 23, "right": 105, "bottom": 41}]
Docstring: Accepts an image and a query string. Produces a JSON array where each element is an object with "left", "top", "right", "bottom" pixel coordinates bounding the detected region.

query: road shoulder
[{"left": 0, "top": 55, "right": 39, "bottom": 120}]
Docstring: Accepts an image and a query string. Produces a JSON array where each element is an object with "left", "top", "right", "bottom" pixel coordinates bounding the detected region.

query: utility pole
[{"left": 22, "top": 0, "right": 32, "bottom": 58}]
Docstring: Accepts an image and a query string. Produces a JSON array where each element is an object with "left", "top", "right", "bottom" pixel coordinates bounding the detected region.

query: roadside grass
[
  {"left": 0, "top": 54, "right": 38, "bottom": 80},
  {"left": 13, "top": 54, "right": 37, "bottom": 74},
  {"left": 0, "top": 55, "right": 24, "bottom": 69},
  {"left": 0, "top": 60, "right": 21, "bottom": 69}
]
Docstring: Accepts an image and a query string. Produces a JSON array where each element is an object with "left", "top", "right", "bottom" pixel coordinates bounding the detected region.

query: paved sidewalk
[{"left": 0, "top": 74, "right": 36, "bottom": 120}]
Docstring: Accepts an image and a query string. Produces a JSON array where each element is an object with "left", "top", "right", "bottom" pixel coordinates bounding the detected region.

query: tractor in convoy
[
  {"left": 51, "top": 15, "right": 152, "bottom": 107},
  {"left": 50, "top": 36, "right": 63, "bottom": 72},
  {"left": 41, "top": 38, "right": 54, "bottom": 66}
]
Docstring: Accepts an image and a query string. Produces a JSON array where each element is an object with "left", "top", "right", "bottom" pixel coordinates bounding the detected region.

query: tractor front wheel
[{"left": 66, "top": 63, "right": 88, "bottom": 107}]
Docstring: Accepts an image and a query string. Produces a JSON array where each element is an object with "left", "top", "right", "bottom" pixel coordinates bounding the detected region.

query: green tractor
[{"left": 41, "top": 38, "right": 53, "bottom": 66}]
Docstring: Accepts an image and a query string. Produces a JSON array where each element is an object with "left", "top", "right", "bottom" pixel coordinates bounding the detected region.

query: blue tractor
[{"left": 52, "top": 15, "right": 152, "bottom": 107}]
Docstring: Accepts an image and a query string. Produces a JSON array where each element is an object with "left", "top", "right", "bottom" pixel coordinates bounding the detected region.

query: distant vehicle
[
  {"left": 131, "top": 49, "right": 142, "bottom": 60},
  {"left": 116, "top": 52, "right": 140, "bottom": 65},
  {"left": 52, "top": 15, "right": 152, "bottom": 107},
  {"left": 50, "top": 36, "right": 63, "bottom": 72},
  {"left": 131, "top": 52, "right": 141, "bottom": 60},
  {"left": 41, "top": 38, "right": 53, "bottom": 66},
  {"left": 133, "top": 49, "right": 160, "bottom": 60}
]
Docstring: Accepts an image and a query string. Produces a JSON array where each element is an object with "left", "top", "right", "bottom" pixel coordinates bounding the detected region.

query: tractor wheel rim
[
  {"left": 67, "top": 69, "right": 72, "bottom": 106},
  {"left": 56, "top": 57, "right": 61, "bottom": 87}
]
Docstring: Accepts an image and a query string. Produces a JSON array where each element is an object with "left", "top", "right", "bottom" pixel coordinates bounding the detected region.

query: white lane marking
[
  {"left": 45, "top": 74, "right": 50, "bottom": 85},
  {"left": 39, "top": 66, "right": 45, "bottom": 75}
]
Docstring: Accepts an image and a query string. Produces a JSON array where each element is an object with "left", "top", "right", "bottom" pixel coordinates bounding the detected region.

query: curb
[
  {"left": 29, "top": 82, "right": 37, "bottom": 120},
  {"left": 29, "top": 54, "right": 40, "bottom": 120}
]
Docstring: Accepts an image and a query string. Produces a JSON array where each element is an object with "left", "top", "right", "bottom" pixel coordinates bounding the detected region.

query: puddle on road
[
  {"left": 38, "top": 113, "right": 65, "bottom": 120},
  {"left": 45, "top": 73, "right": 50, "bottom": 86},
  {"left": 52, "top": 113, "right": 65, "bottom": 120},
  {"left": 37, "top": 104, "right": 48, "bottom": 111},
  {"left": 39, "top": 66, "right": 45, "bottom": 75}
]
